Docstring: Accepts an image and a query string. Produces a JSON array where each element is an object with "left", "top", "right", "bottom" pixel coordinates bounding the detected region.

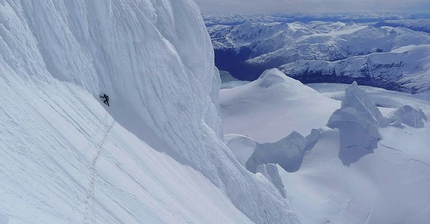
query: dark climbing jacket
[{"left": 100, "top": 94, "right": 110, "bottom": 107}]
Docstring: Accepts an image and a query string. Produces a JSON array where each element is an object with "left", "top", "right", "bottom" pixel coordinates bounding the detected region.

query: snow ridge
[{"left": 0, "top": 0, "right": 299, "bottom": 223}]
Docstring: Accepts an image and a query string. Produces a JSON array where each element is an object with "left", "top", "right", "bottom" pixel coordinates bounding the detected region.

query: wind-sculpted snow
[
  {"left": 222, "top": 70, "right": 323, "bottom": 173},
  {"left": 220, "top": 70, "right": 250, "bottom": 89},
  {"left": 246, "top": 131, "right": 319, "bottom": 173},
  {"left": 0, "top": 0, "right": 299, "bottom": 223},
  {"left": 327, "top": 82, "right": 387, "bottom": 165},
  {"left": 221, "top": 68, "right": 339, "bottom": 142},
  {"left": 389, "top": 105, "right": 428, "bottom": 128},
  {"left": 209, "top": 20, "right": 430, "bottom": 92},
  {"left": 221, "top": 71, "right": 430, "bottom": 224},
  {"left": 224, "top": 134, "right": 256, "bottom": 167}
]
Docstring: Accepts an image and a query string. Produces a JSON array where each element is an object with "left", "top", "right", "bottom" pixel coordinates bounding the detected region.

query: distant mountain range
[
  {"left": 375, "top": 19, "right": 430, "bottom": 33},
  {"left": 203, "top": 13, "right": 430, "bottom": 27},
  {"left": 207, "top": 16, "right": 430, "bottom": 93}
]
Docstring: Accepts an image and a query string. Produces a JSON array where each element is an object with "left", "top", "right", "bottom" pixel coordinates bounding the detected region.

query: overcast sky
[{"left": 193, "top": 0, "right": 430, "bottom": 14}]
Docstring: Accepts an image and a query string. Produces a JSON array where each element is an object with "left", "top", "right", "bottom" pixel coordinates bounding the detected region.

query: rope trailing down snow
[{"left": 91, "top": 110, "right": 115, "bottom": 224}]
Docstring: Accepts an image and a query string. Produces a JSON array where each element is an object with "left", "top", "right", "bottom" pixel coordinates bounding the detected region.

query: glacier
[
  {"left": 0, "top": 0, "right": 300, "bottom": 223},
  {"left": 221, "top": 69, "right": 430, "bottom": 224}
]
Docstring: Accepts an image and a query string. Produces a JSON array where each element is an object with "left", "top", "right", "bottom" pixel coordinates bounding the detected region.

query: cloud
[{"left": 193, "top": 0, "right": 430, "bottom": 14}]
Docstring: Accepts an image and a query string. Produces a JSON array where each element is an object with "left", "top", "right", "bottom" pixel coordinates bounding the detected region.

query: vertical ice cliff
[{"left": 0, "top": 0, "right": 298, "bottom": 223}]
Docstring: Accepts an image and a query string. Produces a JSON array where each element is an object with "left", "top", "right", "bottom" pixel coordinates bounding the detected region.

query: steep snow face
[
  {"left": 256, "top": 164, "right": 287, "bottom": 198},
  {"left": 2, "top": 0, "right": 220, "bottom": 149},
  {"left": 0, "top": 0, "right": 299, "bottom": 223}
]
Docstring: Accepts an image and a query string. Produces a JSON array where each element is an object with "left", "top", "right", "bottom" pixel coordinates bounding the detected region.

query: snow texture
[
  {"left": 256, "top": 164, "right": 287, "bottom": 198},
  {"left": 0, "top": 0, "right": 299, "bottom": 223},
  {"left": 221, "top": 72, "right": 430, "bottom": 224},
  {"left": 221, "top": 68, "right": 337, "bottom": 143},
  {"left": 247, "top": 131, "right": 307, "bottom": 173},
  {"left": 327, "top": 81, "right": 387, "bottom": 165},
  {"left": 389, "top": 105, "right": 428, "bottom": 128},
  {"left": 224, "top": 134, "right": 256, "bottom": 167},
  {"left": 246, "top": 130, "right": 320, "bottom": 173},
  {"left": 220, "top": 70, "right": 250, "bottom": 89}
]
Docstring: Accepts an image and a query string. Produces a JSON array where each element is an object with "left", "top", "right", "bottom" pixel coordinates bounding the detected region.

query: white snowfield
[
  {"left": 221, "top": 69, "right": 430, "bottom": 224},
  {"left": 0, "top": 1, "right": 300, "bottom": 224}
]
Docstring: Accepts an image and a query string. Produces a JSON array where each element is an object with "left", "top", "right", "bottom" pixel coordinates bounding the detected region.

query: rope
[{"left": 91, "top": 110, "right": 114, "bottom": 224}]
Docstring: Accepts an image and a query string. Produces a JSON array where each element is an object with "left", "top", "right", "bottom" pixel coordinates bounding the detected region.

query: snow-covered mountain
[
  {"left": 3, "top": 1, "right": 429, "bottom": 223},
  {"left": 221, "top": 68, "right": 430, "bottom": 224},
  {"left": 203, "top": 12, "right": 429, "bottom": 27},
  {"left": 209, "top": 20, "right": 430, "bottom": 93},
  {"left": 0, "top": 1, "right": 300, "bottom": 223},
  {"left": 376, "top": 19, "right": 430, "bottom": 33}
]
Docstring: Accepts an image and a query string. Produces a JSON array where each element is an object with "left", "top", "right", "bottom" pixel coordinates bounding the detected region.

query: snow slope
[
  {"left": 221, "top": 69, "right": 430, "bottom": 224},
  {"left": 0, "top": 1, "right": 299, "bottom": 223},
  {"left": 0, "top": 81, "right": 252, "bottom": 224},
  {"left": 221, "top": 69, "right": 340, "bottom": 142}
]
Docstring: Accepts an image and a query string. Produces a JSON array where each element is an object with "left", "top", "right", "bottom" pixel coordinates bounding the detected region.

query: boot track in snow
[{"left": 84, "top": 110, "right": 116, "bottom": 224}]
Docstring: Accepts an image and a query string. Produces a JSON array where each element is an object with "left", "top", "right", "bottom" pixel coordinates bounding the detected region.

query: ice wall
[
  {"left": 327, "top": 82, "right": 387, "bottom": 165},
  {"left": 0, "top": 0, "right": 298, "bottom": 223}
]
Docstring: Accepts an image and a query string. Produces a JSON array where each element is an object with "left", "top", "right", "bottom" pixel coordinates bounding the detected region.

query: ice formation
[
  {"left": 389, "top": 105, "right": 428, "bottom": 128},
  {"left": 246, "top": 131, "right": 319, "bottom": 173},
  {"left": 224, "top": 134, "right": 256, "bottom": 167},
  {"left": 327, "top": 81, "right": 387, "bottom": 165}
]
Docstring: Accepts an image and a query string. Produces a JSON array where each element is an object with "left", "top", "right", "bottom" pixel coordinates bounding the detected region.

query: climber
[{"left": 100, "top": 94, "right": 110, "bottom": 107}]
